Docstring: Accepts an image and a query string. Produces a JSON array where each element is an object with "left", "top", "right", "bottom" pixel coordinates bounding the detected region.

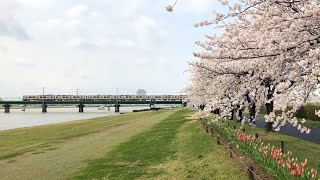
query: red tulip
[
  {"left": 290, "top": 169, "right": 297, "bottom": 176},
  {"left": 311, "top": 173, "right": 315, "bottom": 178},
  {"left": 301, "top": 162, "right": 307, "bottom": 167},
  {"left": 278, "top": 158, "right": 284, "bottom": 165},
  {"left": 286, "top": 162, "right": 292, "bottom": 169},
  {"left": 265, "top": 152, "right": 268, "bottom": 157},
  {"left": 259, "top": 147, "right": 263, "bottom": 153},
  {"left": 272, "top": 153, "right": 277, "bottom": 159},
  {"left": 297, "top": 169, "right": 302, "bottom": 176}
]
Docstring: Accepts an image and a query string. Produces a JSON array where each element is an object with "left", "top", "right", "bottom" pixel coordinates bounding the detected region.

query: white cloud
[
  {"left": 0, "top": 0, "right": 30, "bottom": 40},
  {"left": 64, "top": 37, "right": 99, "bottom": 50},
  {"left": 15, "top": 57, "right": 36, "bottom": 68},
  {"left": 0, "top": 1, "right": 190, "bottom": 94},
  {"left": 134, "top": 16, "right": 168, "bottom": 47},
  {"left": 16, "top": 0, "right": 52, "bottom": 8},
  {"left": 66, "top": 4, "right": 88, "bottom": 17}
]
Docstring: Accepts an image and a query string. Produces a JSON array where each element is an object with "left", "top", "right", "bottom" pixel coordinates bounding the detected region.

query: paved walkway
[{"left": 255, "top": 119, "right": 320, "bottom": 144}]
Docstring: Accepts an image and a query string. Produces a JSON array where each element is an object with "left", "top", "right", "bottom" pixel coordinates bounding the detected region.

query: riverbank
[
  {"left": 0, "top": 110, "right": 176, "bottom": 179},
  {"left": 0, "top": 109, "right": 248, "bottom": 179}
]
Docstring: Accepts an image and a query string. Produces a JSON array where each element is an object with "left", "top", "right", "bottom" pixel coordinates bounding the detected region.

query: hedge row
[{"left": 260, "top": 103, "right": 320, "bottom": 121}]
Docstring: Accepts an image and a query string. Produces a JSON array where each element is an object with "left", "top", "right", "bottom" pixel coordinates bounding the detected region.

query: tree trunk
[
  {"left": 230, "top": 109, "right": 234, "bottom": 120},
  {"left": 265, "top": 101, "right": 274, "bottom": 132},
  {"left": 249, "top": 103, "right": 256, "bottom": 124}
]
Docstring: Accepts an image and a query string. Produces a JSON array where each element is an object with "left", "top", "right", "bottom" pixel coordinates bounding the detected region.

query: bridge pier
[
  {"left": 115, "top": 104, "right": 120, "bottom": 113},
  {"left": 41, "top": 104, "right": 47, "bottom": 113},
  {"left": 22, "top": 105, "right": 26, "bottom": 111},
  {"left": 3, "top": 104, "right": 11, "bottom": 113},
  {"left": 78, "top": 104, "right": 84, "bottom": 113},
  {"left": 183, "top": 102, "right": 187, "bottom": 107}
]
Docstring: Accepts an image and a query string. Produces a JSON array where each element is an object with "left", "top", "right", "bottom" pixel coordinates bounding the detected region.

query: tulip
[
  {"left": 265, "top": 152, "right": 269, "bottom": 157},
  {"left": 278, "top": 158, "right": 284, "bottom": 165},
  {"left": 291, "top": 169, "right": 297, "bottom": 176},
  {"left": 297, "top": 169, "right": 302, "bottom": 176},
  {"left": 311, "top": 173, "right": 315, "bottom": 178},
  {"left": 311, "top": 168, "right": 315, "bottom": 173},
  {"left": 287, "top": 162, "right": 292, "bottom": 169},
  {"left": 259, "top": 147, "right": 263, "bottom": 153},
  {"left": 272, "top": 153, "right": 277, "bottom": 159}
]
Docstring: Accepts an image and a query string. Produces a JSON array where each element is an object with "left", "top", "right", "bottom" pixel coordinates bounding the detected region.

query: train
[{"left": 22, "top": 95, "right": 187, "bottom": 102}]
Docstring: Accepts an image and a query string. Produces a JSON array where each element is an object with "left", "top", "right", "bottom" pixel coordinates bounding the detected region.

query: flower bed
[{"left": 210, "top": 121, "right": 319, "bottom": 179}]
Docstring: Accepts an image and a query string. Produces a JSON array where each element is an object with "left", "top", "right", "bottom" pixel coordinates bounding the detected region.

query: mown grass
[
  {"left": 73, "top": 109, "right": 247, "bottom": 180},
  {"left": 156, "top": 117, "right": 247, "bottom": 179},
  {"left": 0, "top": 111, "right": 164, "bottom": 160},
  {"left": 226, "top": 120, "right": 320, "bottom": 168}
]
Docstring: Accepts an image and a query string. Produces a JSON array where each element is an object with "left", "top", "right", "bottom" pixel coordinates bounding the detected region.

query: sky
[{"left": 0, "top": 0, "right": 222, "bottom": 96}]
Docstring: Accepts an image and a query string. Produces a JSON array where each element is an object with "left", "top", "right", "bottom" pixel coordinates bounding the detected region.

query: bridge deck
[{"left": 0, "top": 100, "right": 183, "bottom": 105}]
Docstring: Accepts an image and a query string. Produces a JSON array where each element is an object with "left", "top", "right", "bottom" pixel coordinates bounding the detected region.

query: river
[{"left": 0, "top": 106, "right": 149, "bottom": 131}]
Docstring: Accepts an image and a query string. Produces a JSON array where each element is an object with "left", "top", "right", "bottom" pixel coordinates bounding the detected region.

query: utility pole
[{"left": 42, "top": 86, "right": 45, "bottom": 106}]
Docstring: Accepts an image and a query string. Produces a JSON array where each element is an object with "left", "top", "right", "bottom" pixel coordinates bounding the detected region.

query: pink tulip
[
  {"left": 291, "top": 169, "right": 297, "bottom": 176},
  {"left": 278, "top": 158, "right": 284, "bottom": 165},
  {"left": 259, "top": 147, "right": 263, "bottom": 153},
  {"left": 286, "top": 162, "right": 292, "bottom": 169},
  {"left": 272, "top": 153, "right": 277, "bottom": 159}
]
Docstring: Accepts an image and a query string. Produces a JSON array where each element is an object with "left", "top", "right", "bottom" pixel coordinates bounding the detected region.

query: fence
[
  {"left": 201, "top": 121, "right": 266, "bottom": 180},
  {"left": 201, "top": 120, "right": 320, "bottom": 180}
]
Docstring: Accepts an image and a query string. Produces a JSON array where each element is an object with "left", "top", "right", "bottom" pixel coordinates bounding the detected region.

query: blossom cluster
[{"left": 187, "top": 0, "right": 320, "bottom": 133}]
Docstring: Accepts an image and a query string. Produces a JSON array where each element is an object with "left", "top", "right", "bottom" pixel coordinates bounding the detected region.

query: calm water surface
[{"left": 0, "top": 106, "right": 148, "bottom": 131}]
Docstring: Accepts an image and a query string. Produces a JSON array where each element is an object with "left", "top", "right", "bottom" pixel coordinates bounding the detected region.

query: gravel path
[{"left": 0, "top": 110, "right": 176, "bottom": 180}]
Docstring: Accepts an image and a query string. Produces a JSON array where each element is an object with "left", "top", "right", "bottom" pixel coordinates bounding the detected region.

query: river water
[{"left": 0, "top": 106, "right": 149, "bottom": 131}]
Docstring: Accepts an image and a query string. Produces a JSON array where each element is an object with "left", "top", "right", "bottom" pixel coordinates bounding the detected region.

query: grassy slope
[
  {"left": 227, "top": 120, "right": 320, "bottom": 168},
  {"left": 73, "top": 109, "right": 247, "bottom": 180},
  {"left": 0, "top": 110, "right": 170, "bottom": 160},
  {"left": 0, "top": 110, "right": 176, "bottom": 179}
]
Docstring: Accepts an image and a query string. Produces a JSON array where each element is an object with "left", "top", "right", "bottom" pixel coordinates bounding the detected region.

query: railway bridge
[{"left": 0, "top": 100, "right": 185, "bottom": 113}]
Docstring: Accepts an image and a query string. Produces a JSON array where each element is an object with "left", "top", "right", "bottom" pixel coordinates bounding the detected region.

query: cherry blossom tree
[{"left": 188, "top": 0, "right": 320, "bottom": 133}]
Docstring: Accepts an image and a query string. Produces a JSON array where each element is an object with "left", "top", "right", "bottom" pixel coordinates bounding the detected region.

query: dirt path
[{"left": 0, "top": 110, "right": 176, "bottom": 180}]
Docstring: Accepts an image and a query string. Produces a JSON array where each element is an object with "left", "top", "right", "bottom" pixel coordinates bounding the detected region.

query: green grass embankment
[
  {"left": 0, "top": 109, "right": 177, "bottom": 179},
  {"left": 0, "top": 110, "right": 170, "bottom": 160},
  {"left": 73, "top": 109, "right": 247, "bottom": 180}
]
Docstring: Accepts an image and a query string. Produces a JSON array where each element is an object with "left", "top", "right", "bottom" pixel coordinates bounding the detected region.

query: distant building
[{"left": 137, "top": 89, "right": 147, "bottom": 96}]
